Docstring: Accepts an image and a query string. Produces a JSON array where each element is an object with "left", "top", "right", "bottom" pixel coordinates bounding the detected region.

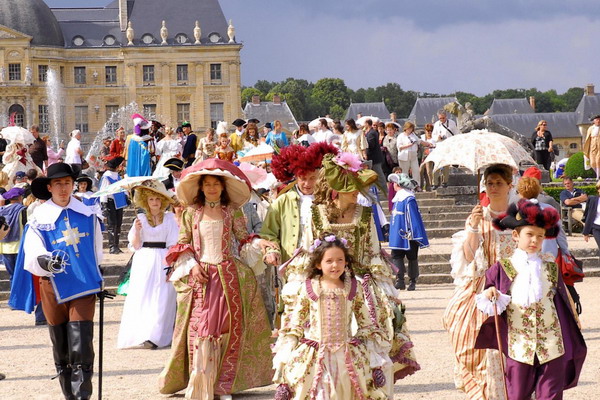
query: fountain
[{"left": 46, "top": 68, "right": 64, "bottom": 147}]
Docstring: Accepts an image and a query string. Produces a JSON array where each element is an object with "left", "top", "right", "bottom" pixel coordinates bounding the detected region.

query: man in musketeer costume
[{"left": 9, "top": 163, "right": 104, "bottom": 400}]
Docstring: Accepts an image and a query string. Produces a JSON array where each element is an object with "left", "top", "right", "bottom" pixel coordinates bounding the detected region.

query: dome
[{"left": 0, "top": 0, "right": 64, "bottom": 47}]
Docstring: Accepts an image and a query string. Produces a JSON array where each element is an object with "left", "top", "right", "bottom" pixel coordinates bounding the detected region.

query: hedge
[
  {"left": 544, "top": 185, "right": 598, "bottom": 203},
  {"left": 563, "top": 152, "right": 597, "bottom": 179}
]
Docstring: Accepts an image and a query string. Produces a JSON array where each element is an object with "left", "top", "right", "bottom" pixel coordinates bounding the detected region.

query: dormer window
[
  {"left": 208, "top": 32, "right": 221, "bottom": 43},
  {"left": 72, "top": 36, "right": 84, "bottom": 46},
  {"left": 103, "top": 35, "right": 116, "bottom": 46},
  {"left": 141, "top": 34, "right": 154, "bottom": 44},
  {"left": 175, "top": 33, "right": 188, "bottom": 44}
]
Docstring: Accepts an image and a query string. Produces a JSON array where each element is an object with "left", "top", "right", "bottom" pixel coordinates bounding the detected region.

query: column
[
  {"left": 160, "top": 62, "right": 171, "bottom": 121},
  {"left": 194, "top": 62, "right": 205, "bottom": 128},
  {"left": 228, "top": 60, "right": 241, "bottom": 120}
]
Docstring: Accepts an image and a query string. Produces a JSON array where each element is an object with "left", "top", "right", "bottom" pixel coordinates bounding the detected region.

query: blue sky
[{"left": 45, "top": 0, "right": 600, "bottom": 95}]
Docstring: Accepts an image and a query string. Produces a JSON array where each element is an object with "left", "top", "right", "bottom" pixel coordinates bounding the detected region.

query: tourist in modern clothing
[
  {"left": 396, "top": 121, "right": 433, "bottom": 189},
  {"left": 295, "top": 123, "right": 315, "bottom": 147},
  {"left": 560, "top": 175, "right": 588, "bottom": 225},
  {"left": 420, "top": 123, "right": 436, "bottom": 191},
  {"left": 44, "top": 135, "right": 65, "bottom": 167},
  {"left": 364, "top": 118, "right": 388, "bottom": 196},
  {"left": 0, "top": 187, "right": 27, "bottom": 285},
  {"left": 431, "top": 110, "right": 458, "bottom": 188},
  {"left": 265, "top": 120, "right": 289, "bottom": 148},
  {"left": 382, "top": 122, "right": 399, "bottom": 169},
  {"left": 584, "top": 114, "right": 600, "bottom": 178},
  {"left": 388, "top": 173, "right": 429, "bottom": 291},
  {"left": 341, "top": 118, "right": 367, "bottom": 159},
  {"left": 28, "top": 125, "right": 48, "bottom": 170},
  {"left": 442, "top": 163, "right": 515, "bottom": 400},
  {"left": 158, "top": 159, "right": 274, "bottom": 400},
  {"left": 64, "top": 129, "right": 83, "bottom": 167},
  {"left": 109, "top": 127, "right": 126, "bottom": 160},
  {"left": 117, "top": 181, "right": 177, "bottom": 349},
  {"left": 583, "top": 181, "right": 600, "bottom": 250},
  {"left": 531, "top": 119, "right": 554, "bottom": 170}
]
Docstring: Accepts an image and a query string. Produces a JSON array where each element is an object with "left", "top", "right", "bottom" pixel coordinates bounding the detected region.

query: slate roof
[
  {"left": 407, "top": 97, "right": 457, "bottom": 126},
  {"left": 490, "top": 112, "right": 580, "bottom": 139},
  {"left": 574, "top": 94, "right": 600, "bottom": 125},
  {"left": 0, "top": 0, "right": 64, "bottom": 47},
  {"left": 50, "top": 0, "right": 230, "bottom": 48},
  {"left": 345, "top": 102, "right": 390, "bottom": 120},
  {"left": 243, "top": 101, "right": 299, "bottom": 134},
  {"left": 487, "top": 98, "right": 534, "bottom": 115}
]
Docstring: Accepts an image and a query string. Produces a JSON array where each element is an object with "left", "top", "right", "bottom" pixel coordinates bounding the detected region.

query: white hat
[{"left": 70, "top": 129, "right": 81, "bottom": 137}]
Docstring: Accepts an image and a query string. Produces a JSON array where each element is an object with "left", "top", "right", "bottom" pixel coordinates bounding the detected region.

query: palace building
[{"left": 0, "top": 0, "right": 242, "bottom": 140}]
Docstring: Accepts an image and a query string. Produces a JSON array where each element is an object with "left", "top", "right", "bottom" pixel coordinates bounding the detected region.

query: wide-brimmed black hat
[
  {"left": 31, "top": 163, "right": 78, "bottom": 200},
  {"left": 264, "top": 122, "right": 273, "bottom": 130},
  {"left": 106, "top": 156, "right": 125, "bottom": 170},
  {"left": 75, "top": 174, "right": 93, "bottom": 191},
  {"left": 247, "top": 118, "right": 260, "bottom": 124},
  {"left": 493, "top": 199, "right": 560, "bottom": 238},
  {"left": 232, "top": 118, "right": 246, "bottom": 128},
  {"left": 163, "top": 157, "right": 184, "bottom": 171}
]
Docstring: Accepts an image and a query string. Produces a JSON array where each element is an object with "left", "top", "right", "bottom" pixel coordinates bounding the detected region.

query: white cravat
[{"left": 510, "top": 249, "right": 543, "bottom": 307}]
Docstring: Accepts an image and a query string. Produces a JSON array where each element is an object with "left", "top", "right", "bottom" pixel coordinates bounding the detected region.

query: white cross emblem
[{"left": 56, "top": 220, "right": 86, "bottom": 253}]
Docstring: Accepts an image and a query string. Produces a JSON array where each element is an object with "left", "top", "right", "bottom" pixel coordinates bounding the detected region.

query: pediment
[{"left": 0, "top": 24, "right": 33, "bottom": 41}]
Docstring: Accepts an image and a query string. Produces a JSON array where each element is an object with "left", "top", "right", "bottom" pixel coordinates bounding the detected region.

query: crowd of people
[{"left": 0, "top": 109, "right": 593, "bottom": 400}]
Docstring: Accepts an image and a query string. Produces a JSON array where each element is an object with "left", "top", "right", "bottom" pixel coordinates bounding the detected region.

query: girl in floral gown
[
  {"left": 273, "top": 233, "right": 388, "bottom": 400},
  {"left": 442, "top": 164, "right": 516, "bottom": 400},
  {"left": 2, "top": 142, "right": 42, "bottom": 188},
  {"left": 158, "top": 159, "right": 275, "bottom": 400}
]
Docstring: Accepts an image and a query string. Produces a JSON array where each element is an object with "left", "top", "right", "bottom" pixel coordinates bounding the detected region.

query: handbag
[{"left": 557, "top": 250, "right": 584, "bottom": 286}]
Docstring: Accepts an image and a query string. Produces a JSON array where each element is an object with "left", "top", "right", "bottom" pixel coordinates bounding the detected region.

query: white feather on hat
[{"left": 216, "top": 121, "right": 228, "bottom": 135}]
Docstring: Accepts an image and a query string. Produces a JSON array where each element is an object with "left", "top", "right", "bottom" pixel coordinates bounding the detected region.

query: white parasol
[
  {"left": 237, "top": 143, "right": 274, "bottom": 163},
  {"left": 91, "top": 175, "right": 168, "bottom": 198},
  {"left": 1, "top": 126, "right": 36, "bottom": 145},
  {"left": 308, "top": 117, "right": 334, "bottom": 130},
  {"left": 355, "top": 116, "right": 381, "bottom": 126}
]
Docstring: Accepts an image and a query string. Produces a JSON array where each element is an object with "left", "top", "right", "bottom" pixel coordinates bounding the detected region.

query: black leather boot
[
  {"left": 67, "top": 321, "right": 95, "bottom": 400},
  {"left": 49, "top": 323, "right": 75, "bottom": 400},
  {"left": 407, "top": 279, "right": 417, "bottom": 291},
  {"left": 113, "top": 229, "right": 123, "bottom": 254},
  {"left": 394, "top": 259, "right": 406, "bottom": 290},
  {"left": 107, "top": 227, "right": 116, "bottom": 254}
]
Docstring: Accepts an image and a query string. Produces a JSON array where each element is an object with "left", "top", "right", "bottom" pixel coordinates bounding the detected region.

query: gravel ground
[{"left": 1, "top": 278, "right": 598, "bottom": 399}]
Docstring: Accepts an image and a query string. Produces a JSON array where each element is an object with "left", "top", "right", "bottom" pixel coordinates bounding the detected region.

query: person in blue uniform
[
  {"left": 99, "top": 157, "right": 128, "bottom": 254},
  {"left": 388, "top": 173, "right": 429, "bottom": 291},
  {"left": 126, "top": 114, "right": 152, "bottom": 177},
  {"left": 9, "top": 163, "right": 104, "bottom": 400}
]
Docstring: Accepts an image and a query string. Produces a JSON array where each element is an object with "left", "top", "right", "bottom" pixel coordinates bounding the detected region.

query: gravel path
[{"left": 1, "top": 278, "right": 598, "bottom": 399}]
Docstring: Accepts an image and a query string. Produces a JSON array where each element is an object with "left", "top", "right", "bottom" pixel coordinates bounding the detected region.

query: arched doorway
[{"left": 8, "top": 104, "right": 25, "bottom": 127}]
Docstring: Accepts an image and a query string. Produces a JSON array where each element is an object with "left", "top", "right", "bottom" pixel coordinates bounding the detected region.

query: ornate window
[
  {"left": 210, "top": 103, "right": 224, "bottom": 129},
  {"left": 103, "top": 35, "right": 116, "bottom": 46},
  {"left": 177, "top": 64, "right": 188, "bottom": 83},
  {"left": 143, "top": 104, "right": 157, "bottom": 119},
  {"left": 8, "top": 64, "right": 21, "bottom": 81},
  {"left": 72, "top": 36, "right": 84, "bottom": 46},
  {"left": 74, "top": 67, "right": 86, "bottom": 84},
  {"left": 105, "top": 105, "right": 119, "bottom": 132},
  {"left": 208, "top": 32, "right": 221, "bottom": 43}
]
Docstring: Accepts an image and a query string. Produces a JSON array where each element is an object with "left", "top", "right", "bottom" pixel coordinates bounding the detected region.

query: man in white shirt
[
  {"left": 431, "top": 110, "right": 459, "bottom": 188},
  {"left": 64, "top": 129, "right": 83, "bottom": 167},
  {"left": 312, "top": 119, "right": 334, "bottom": 143}
]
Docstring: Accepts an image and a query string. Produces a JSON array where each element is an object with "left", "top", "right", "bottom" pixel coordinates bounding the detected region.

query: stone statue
[
  {"left": 0, "top": 66, "right": 5, "bottom": 84},
  {"left": 194, "top": 20, "right": 201, "bottom": 44},
  {"left": 25, "top": 66, "right": 32, "bottom": 85},
  {"left": 444, "top": 101, "right": 473, "bottom": 131},
  {"left": 160, "top": 20, "right": 168, "bottom": 45},
  {"left": 126, "top": 21, "right": 134, "bottom": 45},
  {"left": 227, "top": 19, "right": 235, "bottom": 43}
]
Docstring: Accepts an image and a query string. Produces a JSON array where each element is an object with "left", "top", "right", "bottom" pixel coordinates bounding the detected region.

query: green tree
[
  {"left": 240, "top": 87, "right": 263, "bottom": 107},
  {"left": 312, "top": 78, "right": 351, "bottom": 113},
  {"left": 254, "top": 80, "right": 277, "bottom": 95}
]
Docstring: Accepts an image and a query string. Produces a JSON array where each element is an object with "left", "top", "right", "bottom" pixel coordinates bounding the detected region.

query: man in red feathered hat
[{"left": 259, "top": 143, "right": 338, "bottom": 324}]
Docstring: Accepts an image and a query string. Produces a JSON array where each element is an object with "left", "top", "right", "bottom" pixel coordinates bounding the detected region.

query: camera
[{"left": 0, "top": 216, "right": 8, "bottom": 231}]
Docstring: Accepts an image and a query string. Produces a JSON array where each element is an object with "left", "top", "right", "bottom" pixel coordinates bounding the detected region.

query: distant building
[
  {"left": 486, "top": 98, "right": 535, "bottom": 115},
  {"left": 345, "top": 101, "right": 390, "bottom": 121},
  {"left": 0, "top": 0, "right": 241, "bottom": 142},
  {"left": 575, "top": 83, "right": 600, "bottom": 137},
  {"left": 243, "top": 94, "right": 298, "bottom": 134},
  {"left": 489, "top": 112, "right": 581, "bottom": 159},
  {"left": 407, "top": 97, "right": 457, "bottom": 127}
]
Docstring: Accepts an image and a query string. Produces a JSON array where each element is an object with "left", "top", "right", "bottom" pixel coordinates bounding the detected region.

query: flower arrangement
[{"left": 333, "top": 152, "right": 362, "bottom": 173}]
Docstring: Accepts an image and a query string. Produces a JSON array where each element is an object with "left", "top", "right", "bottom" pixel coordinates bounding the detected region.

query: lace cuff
[
  {"left": 449, "top": 229, "right": 486, "bottom": 286},
  {"left": 169, "top": 252, "right": 198, "bottom": 282},
  {"left": 475, "top": 291, "right": 511, "bottom": 316},
  {"left": 241, "top": 242, "right": 267, "bottom": 276}
]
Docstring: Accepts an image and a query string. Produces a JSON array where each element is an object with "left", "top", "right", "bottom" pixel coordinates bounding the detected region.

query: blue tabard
[
  {"left": 126, "top": 138, "right": 151, "bottom": 177},
  {"left": 38, "top": 209, "right": 102, "bottom": 303},
  {"left": 105, "top": 176, "right": 128, "bottom": 209},
  {"left": 389, "top": 195, "right": 429, "bottom": 251}
]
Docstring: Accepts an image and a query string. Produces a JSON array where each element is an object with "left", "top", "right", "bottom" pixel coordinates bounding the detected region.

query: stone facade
[{"left": 0, "top": 0, "right": 241, "bottom": 142}]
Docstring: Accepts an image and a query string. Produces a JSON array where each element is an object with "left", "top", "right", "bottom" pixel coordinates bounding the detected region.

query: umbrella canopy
[
  {"left": 238, "top": 162, "right": 268, "bottom": 188},
  {"left": 91, "top": 175, "right": 167, "bottom": 198},
  {"left": 238, "top": 143, "right": 274, "bottom": 163},
  {"left": 355, "top": 116, "right": 380, "bottom": 126},
  {"left": 308, "top": 117, "right": 334, "bottom": 130},
  {"left": 1, "top": 126, "right": 36, "bottom": 145},
  {"left": 424, "top": 129, "right": 536, "bottom": 174}
]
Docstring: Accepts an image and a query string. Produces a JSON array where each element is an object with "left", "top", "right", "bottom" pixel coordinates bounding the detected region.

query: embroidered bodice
[{"left": 198, "top": 219, "right": 224, "bottom": 264}]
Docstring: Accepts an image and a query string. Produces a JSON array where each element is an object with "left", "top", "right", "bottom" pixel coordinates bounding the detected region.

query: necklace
[
  {"left": 207, "top": 200, "right": 221, "bottom": 208},
  {"left": 488, "top": 206, "right": 505, "bottom": 215}
]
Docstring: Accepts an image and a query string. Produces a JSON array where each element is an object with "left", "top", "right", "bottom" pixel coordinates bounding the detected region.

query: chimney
[
  {"left": 251, "top": 95, "right": 260, "bottom": 105},
  {"left": 585, "top": 83, "right": 595, "bottom": 96},
  {"left": 529, "top": 96, "right": 536, "bottom": 111},
  {"left": 273, "top": 94, "right": 281, "bottom": 105},
  {"left": 119, "top": 0, "right": 128, "bottom": 31}
]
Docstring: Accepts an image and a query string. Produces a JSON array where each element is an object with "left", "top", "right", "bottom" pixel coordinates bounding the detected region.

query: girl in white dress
[
  {"left": 153, "top": 127, "right": 183, "bottom": 177},
  {"left": 341, "top": 118, "right": 367, "bottom": 159},
  {"left": 117, "top": 180, "right": 178, "bottom": 349}
]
